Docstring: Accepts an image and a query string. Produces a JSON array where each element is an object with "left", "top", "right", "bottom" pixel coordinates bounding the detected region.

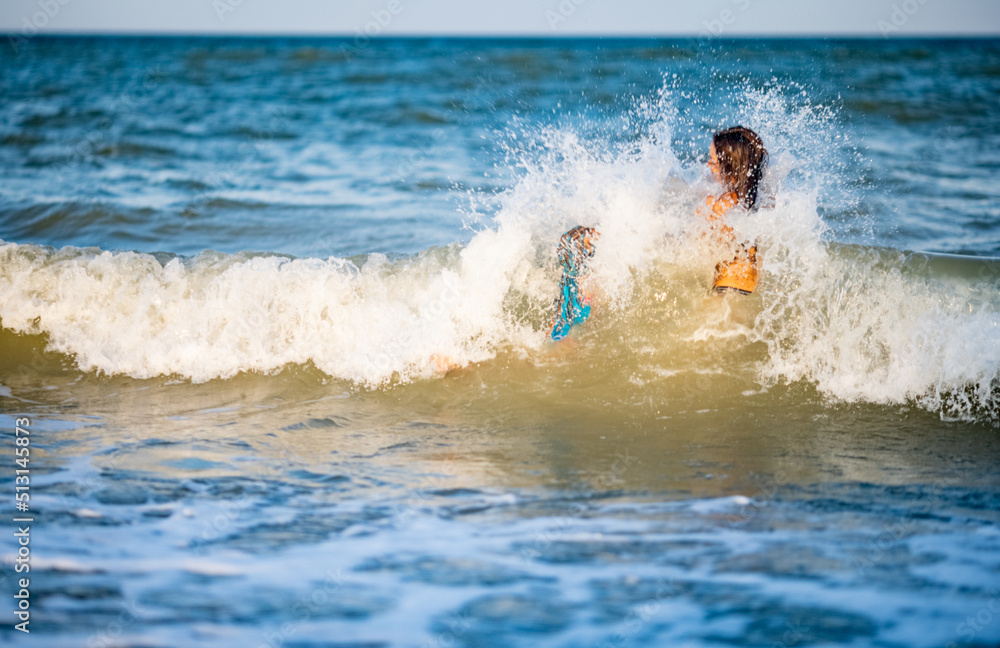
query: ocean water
[{"left": 1, "top": 36, "right": 999, "bottom": 647}]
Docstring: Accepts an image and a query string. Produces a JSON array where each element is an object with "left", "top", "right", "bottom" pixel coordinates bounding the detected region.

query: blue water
[
  {"left": 1, "top": 37, "right": 999, "bottom": 647},
  {"left": 2, "top": 38, "right": 999, "bottom": 258}
]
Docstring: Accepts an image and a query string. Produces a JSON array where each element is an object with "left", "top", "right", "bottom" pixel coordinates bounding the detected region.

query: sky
[{"left": 1, "top": 0, "right": 998, "bottom": 37}]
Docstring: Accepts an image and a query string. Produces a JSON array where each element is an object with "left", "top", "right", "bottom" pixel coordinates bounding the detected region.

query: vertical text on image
[{"left": 12, "top": 417, "right": 33, "bottom": 634}]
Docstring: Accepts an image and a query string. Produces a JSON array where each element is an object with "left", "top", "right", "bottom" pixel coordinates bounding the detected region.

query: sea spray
[{"left": 1, "top": 81, "right": 997, "bottom": 421}]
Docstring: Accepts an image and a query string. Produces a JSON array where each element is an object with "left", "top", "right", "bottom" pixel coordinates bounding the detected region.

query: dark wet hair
[{"left": 713, "top": 126, "right": 768, "bottom": 210}]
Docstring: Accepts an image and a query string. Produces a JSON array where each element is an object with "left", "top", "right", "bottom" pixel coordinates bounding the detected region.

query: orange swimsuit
[{"left": 700, "top": 192, "right": 759, "bottom": 295}]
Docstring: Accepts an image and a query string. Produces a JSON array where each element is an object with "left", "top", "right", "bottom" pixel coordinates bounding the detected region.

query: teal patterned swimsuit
[{"left": 550, "top": 251, "right": 592, "bottom": 341}]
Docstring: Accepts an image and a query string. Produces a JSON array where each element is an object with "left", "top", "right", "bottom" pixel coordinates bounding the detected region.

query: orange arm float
[{"left": 699, "top": 192, "right": 759, "bottom": 295}]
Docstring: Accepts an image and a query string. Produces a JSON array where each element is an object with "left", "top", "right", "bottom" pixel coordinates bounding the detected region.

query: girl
[
  {"left": 702, "top": 126, "right": 768, "bottom": 294},
  {"left": 550, "top": 225, "right": 599, "bottom": 340}
]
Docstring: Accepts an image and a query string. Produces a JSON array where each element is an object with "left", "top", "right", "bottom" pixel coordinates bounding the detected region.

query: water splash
[{"left": 1, "top": 81, "right": 997, "bottom": 421}]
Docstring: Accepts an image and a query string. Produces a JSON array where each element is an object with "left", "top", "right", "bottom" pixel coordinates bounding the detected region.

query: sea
[{"left": 1, "top": 36, "right": 999, "bottom": 648}]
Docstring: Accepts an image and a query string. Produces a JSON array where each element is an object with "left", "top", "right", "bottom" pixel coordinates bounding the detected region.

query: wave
[
  {"left": 1, "top": 235, "right": 996, "bottom": 420},
  {"left": 1, "top": 89, "right": 998, "bottom": 422},
  {"left": 0, "top": 201, "right": 160, "bottom": 244}
]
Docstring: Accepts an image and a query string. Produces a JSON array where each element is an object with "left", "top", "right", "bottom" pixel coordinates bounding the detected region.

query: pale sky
[{"left": 2, "top": 0, "right": 998, "bottom": 36}]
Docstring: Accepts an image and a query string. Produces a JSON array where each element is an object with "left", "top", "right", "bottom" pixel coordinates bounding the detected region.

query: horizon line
[{"left": 6, "top": 31, "right": 1000, "bottom": 39}]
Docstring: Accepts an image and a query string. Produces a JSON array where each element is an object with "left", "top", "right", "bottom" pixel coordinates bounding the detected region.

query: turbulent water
[{"left": 1, "top": 37, "right": 999, "bottom": 648}]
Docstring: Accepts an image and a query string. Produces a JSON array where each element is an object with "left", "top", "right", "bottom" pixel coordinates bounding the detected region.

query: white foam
[
  {"left": 688, "top": 495, "right": 753, "bottom": 513},
  {"left": 748, "top": 202, "right": 1000, "bottom": 418},
  {"left": 20, "top": 245, "right": 524, "bottom": 385},
  {"left": 1, "top": 84, "right": 997, "bottom": 420}
]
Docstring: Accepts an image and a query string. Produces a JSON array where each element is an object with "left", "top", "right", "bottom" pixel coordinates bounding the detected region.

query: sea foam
[{"left": 1, "top": 86, "right": 998, "bottom": 421}]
